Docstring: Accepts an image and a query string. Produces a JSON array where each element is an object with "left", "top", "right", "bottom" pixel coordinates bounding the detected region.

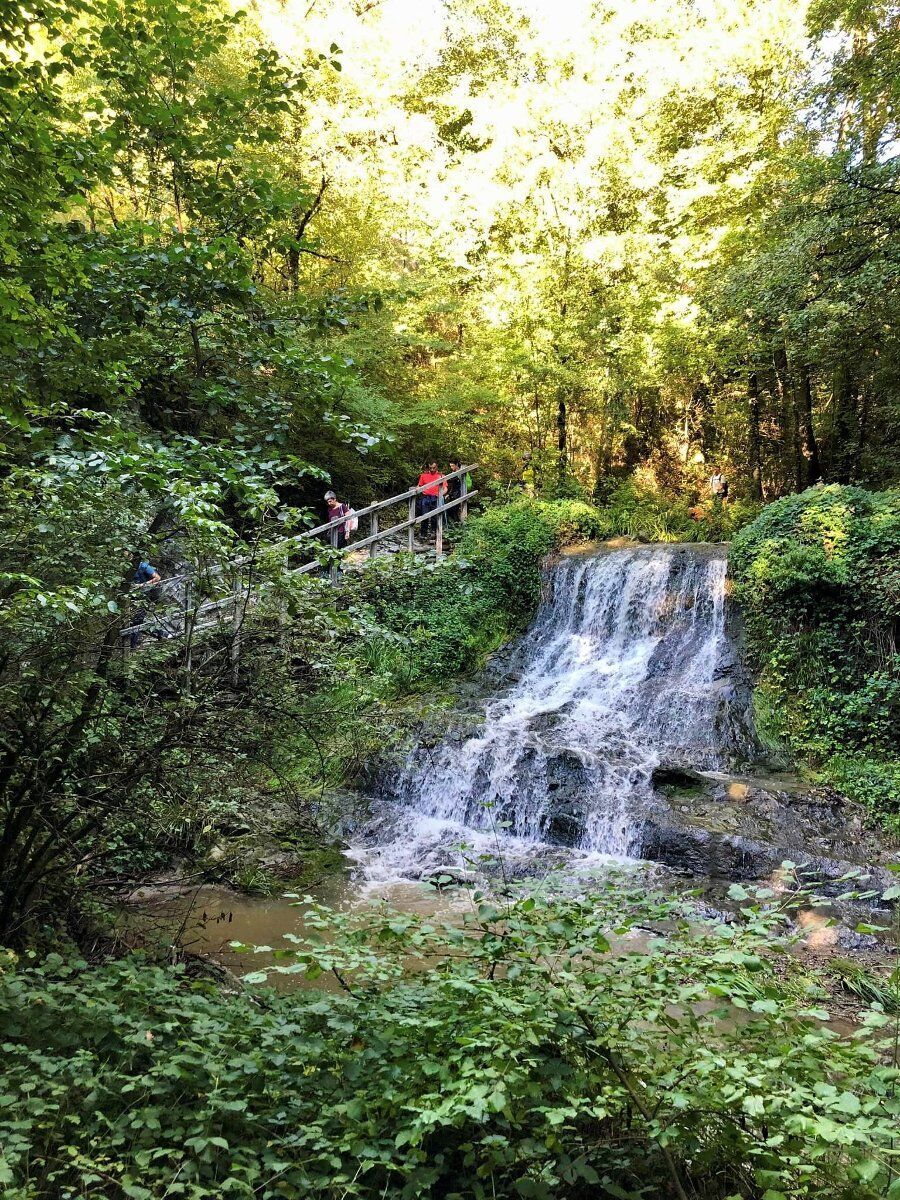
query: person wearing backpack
[
  {"left": 130, "top": 558, "right": 161, "bottom": 649},
  {"left": 324, "top": 490, "right": 356, "bottom": 549}
]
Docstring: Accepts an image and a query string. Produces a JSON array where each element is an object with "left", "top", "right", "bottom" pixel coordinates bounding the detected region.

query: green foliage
[
  {"left": 332, "top": 500, "right": 602, "bottom": 688},
  {"left": 820, "top": 757, "right": 900, "bottom": 835},
  {"left": 595, "top": 476, "right": 761, "bottom": 543},
  {"left": 731, "top": 485, "right": 900, "bottom": 828},
  {"left": 455, "top": 498, "right": 604, "bottom": 612},
  {"left": 2, "top": 879, "right": 899, "bottom": 1198}
]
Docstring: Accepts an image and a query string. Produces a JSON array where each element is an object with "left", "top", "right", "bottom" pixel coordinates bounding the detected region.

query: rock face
[
  {"left": 638, "top": 767, "right": 895, "bottom": 891},
  {"left": 543, "top": 752, "right": 593, "bottom": 846}
]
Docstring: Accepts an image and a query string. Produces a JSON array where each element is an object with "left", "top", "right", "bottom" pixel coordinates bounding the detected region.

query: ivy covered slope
[
  {"left": 3, "top": 879, "right": 900, "bottom": 1200},
  {"left": 730, "top": 485, "right": 900, "bottom": 830}
]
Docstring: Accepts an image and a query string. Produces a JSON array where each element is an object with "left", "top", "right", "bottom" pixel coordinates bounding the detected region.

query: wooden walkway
[{"left": 121, "top": 465, "right": 478, "bottom": 670}]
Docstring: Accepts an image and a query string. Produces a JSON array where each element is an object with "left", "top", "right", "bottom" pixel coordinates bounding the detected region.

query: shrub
[
  {"left": 2, "top": 878, "right": 899, "bottom": 1199},
  {"left": 730, "top": 485, "right": 900, "bottom": 828},
  {"left": 596, "top": 476, "right": 760, "bottom": 543},
  {"left": 336, "top": 499, "right": 605, "bottom": 688}
]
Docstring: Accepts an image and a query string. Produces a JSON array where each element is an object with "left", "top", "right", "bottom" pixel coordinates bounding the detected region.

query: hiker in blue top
[
  {"left": 134, "top": 560, "right": 161, "bottom": 587},
  {"left": 131, "top": 559, "right": 161, "bottom": 649}
]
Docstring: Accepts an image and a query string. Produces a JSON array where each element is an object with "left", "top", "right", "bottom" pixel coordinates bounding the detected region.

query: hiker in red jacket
[{"left": 417, "top": 462, "right": 446, "bottom": 539}]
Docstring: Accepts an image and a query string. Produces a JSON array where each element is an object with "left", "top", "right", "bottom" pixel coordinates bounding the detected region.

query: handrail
[
  {"left": 122, "top": 466, "right": 479, "bottom": 641},
  {"left": 131, "top": 464, "right": 478, "bottom": 590},
  {"left": 288, "top": 489, "right": 478, "bottom": 574},
  {"left": 258, "top": 463, "right": 477, "bottom": 547}
]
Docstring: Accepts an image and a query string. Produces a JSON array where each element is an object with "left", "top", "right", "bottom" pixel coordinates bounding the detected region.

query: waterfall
[{"left": 352, "top": 544, "right": 755, "bottom": 884}]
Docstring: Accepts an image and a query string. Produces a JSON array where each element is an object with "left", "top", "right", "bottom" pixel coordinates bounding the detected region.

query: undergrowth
[
  {"left": 2, "top": 874, "right": 899, "bottom": 1199},
  {"left": 593, "top": 476, "right": 761, "bottom": 543},
  {"left": 730, "top": 485, "right": 900, "bottom": 832}
]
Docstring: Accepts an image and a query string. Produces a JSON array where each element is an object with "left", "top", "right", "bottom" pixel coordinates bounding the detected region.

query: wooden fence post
[
  {"left": 369, "top": 509, "right": 379, "bottom": 558},
  {"left": 435, "top": 506, "right": 444, "bottom": 558},
  {"left": 408, "top": 496, "right": 416, "bottom": 552},
  {"left": 329, "top": 525, "right": 339, "bottom": 585},
  {"left": 460, "top": 471, "right": 469, "bottom": 523}
]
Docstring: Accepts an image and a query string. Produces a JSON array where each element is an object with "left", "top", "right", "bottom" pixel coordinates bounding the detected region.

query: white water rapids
[{"left": 352, "top": 544, "right": 755, "bottom": 885}]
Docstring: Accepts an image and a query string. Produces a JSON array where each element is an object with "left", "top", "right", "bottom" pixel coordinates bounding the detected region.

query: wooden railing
[
  {"left": 298, "top": 463, "right": 477, "bottom": 581},
  {"left": 121, "top": 465, "right": 478, "bottom": 668}
]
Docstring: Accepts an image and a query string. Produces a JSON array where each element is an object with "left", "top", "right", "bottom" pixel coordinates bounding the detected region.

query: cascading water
[{"left": 353, "top": 544, "right": 756, "bottom": 884}]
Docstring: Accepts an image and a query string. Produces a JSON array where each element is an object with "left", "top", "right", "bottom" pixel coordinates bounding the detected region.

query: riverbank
[{"left": 731, "top": 485, "right": 900, "bottom": 835}]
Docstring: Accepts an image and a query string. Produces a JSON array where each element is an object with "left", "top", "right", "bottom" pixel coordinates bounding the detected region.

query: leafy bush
[
  {"left": 822, "top": 756, "right": 900, "bottom": 830},
  {"left": 596, "top": 476, "right": 760, "bottom": 543},
  {"left": 2, "top": 879, "right": 899, "bottom": 1199},
  {"left": 730, "top": 485, "right": 900, "bottom": 829},
  {"left": 455, "top": 498, "right": 606, "bottom": 606}
]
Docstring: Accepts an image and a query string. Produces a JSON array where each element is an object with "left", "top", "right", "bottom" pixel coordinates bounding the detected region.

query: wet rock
[
  {"left": 543, "top": 810, "right": 583, "bottom": 847},
  {"left": 420, "top": 867, "right": 476, "bottom": 889},
  {"left": 541, "top": 752, "right": 591, "bottom": 846},
  {"left": 639, "top": 819, "right": 780, "bottom": 881},
  {"left": 836, "top": 927, "right": 880, "bottom": 952},
  {"left": 651, "top": 766, "right": 707, "bottom": 795},
  {"left": 639, "top": 768, "right": 896, "bottom": 894}
]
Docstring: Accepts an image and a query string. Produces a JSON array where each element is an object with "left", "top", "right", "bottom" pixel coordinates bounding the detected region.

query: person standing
[
  {"left": 131, "top": 558, "right": 161, "bottom": 649},
  {"left": 446, "top": 460, "right": 462, "bottom": 522},
  {"left": 417, "top": 462, "right": 445, "bottom": 538},
  {"left": 324, "top": 490, "right": 351, "bottom": 549},
  {"left": 709, "top": 470, "right": 728, "bottom": 501}
]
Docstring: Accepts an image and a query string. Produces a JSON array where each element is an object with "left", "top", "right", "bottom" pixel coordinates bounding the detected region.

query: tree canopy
[{"left": 2, "top": 0, "right": 899, "bottom": 533}]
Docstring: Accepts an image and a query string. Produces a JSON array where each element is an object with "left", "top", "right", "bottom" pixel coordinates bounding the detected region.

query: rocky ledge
[{"left": 640, "top": 764, "right": 897, "bottom": 896}]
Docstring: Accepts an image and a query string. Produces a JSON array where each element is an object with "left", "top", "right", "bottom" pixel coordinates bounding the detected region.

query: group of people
[
  {"left": 128, "top": 465, "right": 467, "bottom": 647},
  {"left": 325, "top": 461, "right": 469, "bottom": 549}
]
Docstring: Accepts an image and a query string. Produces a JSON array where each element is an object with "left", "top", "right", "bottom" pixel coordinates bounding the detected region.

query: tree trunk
[
  {"left": 556, "top": 393, "right": 567, "bottom": 488},
  {"left": 830, "top": 365, "right": 859, "bottom": 483},
  {"left": 798, "top": 364, "right": 821, "bottom": 485},
  {"left": 747, "top": 372, "right": 764, "bottom": 500},
  {"left": 857, "top": 381, "right": 872, "bottom": 478},
  {"left": 773, "top": 348, "right": 799, "bottom": 496}
]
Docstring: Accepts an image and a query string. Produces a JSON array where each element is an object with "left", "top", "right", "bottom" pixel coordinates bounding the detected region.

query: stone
[{"left": 420, "top": 867, "right": 476, "bottom": 889}]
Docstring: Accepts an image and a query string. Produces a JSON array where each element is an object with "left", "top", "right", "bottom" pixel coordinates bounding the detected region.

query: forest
[{"left": 0, "top": 0, "right": 899, "bottom": 1197}]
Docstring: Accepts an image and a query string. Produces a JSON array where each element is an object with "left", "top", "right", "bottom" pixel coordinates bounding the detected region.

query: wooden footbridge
[{"left": 122, "top": 465, "right": 478, "bottom": 672}]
